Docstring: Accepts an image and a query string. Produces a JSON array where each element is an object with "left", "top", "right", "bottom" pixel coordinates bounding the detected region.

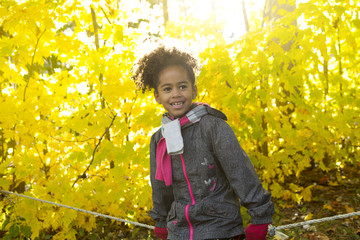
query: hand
[
  {"left": 154, "top": 227, "right": 168, "bottom": 240},
  {"left": 245, "top": 223, "right": 269, "bottom": 240}
]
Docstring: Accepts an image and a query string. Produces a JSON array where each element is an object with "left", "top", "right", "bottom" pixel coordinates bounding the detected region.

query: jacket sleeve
[
  {"left": 149, "top": 132, "right": 174, "bottom": 228},
  {"left": 210, "top": 118, "right": 274, "bottom": 225}
]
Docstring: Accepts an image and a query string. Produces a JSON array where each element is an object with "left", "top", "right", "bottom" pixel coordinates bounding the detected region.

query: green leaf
[
  {"left": 9, "top": 224, "right": 19, "bottom": 237},
  {"left": 21, "top": 225, "right": 32, "bottom": 238},
  {"left": 1, "top": 217, "right": 10, "bottom": 230},
  {"left": 3, "top": 234, "right": 11, "bottom": 240},
  {"left": 68, "top": 151, "right": 86, "bottom": 163},
  {"left": 114, "top": 25, "right": 124, "bottom": 43},
  {"left": 352, "top": 19, "right": 360, "bottom": 29},
  {"left": 334, "top": 5, "right": 345, "bottom": 14},
  {"left": 0, "top": 40, "right": 13, "bottom": 56}
]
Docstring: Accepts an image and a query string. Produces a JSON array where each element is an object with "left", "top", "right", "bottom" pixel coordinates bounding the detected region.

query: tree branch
[
  {"left": 23, "top": 29, "right": 46, "bottom": 102},
  {"left": 242, "top": 0, "right": 249, "bottom": 33},
  {"left": 32, "top": 137, "right": 50, "bottom": 179},
  {"left": 261, "top": 0, "right": 268, "bottom": 28},
  {"left": 162, "top": 0, "right": 169, "bottom": 27},
  {"left": 72, "top": 113, "right": 117, "bottom": 187},
  {"left": 49, "top": 135, "right": 94, "bottom": 143},
  {"left": 90, "top": 6, "right": 110, "bottom": 140},
  {"left": 101, "top": 6, "right": 112, "bottom": 24},
  {"left": 91, "top": 6, "right": 100, "bottom": 50}
]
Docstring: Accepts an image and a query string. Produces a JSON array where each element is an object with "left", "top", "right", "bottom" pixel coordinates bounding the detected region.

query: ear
[
  {"left": 192, "top": 85, "right": 197, "bottom": 99},
  {"left": 154, "top": 90, "right": 161, "bottom": 104}
]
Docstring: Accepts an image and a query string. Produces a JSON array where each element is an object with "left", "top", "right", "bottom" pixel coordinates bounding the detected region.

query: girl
[{"left": 132, "top": 45, "right": 274, "bottom": 240}]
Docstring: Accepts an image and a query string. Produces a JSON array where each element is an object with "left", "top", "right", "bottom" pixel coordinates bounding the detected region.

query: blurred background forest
[{"left": 0, "top": 0, "right": 359, "bottom": 239}]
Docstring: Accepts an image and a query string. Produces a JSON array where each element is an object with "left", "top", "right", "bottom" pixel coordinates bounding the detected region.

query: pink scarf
[{"left": 155, "top": 103, "right": 209, "bottom": 186}]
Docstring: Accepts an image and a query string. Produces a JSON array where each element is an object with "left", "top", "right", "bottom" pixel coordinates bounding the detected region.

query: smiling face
[{"left": 154, "top": 65, "right": 197, "bottom": 118}]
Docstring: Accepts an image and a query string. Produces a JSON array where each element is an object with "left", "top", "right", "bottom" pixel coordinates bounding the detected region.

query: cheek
[{"left": 192, "top": 88, "right": 197, "bottom": 99}]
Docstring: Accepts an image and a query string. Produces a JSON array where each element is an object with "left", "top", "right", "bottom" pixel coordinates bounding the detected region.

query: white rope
[
  {"left": 0, "top": 190, "right": 154, "bottom": 230},
  {"left": 2, "top": 189, "right": 359, "bottom": 238},
  {"left": 268, "top": 211, "right": 360, "bottom": 239}
]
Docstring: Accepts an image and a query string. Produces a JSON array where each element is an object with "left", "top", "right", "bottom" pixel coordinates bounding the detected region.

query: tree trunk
[
  {"left": 261, "top": 0, "right": 297, "bottom": 156},
  {"left": 263, "top": 0, "right": 296, "bottom": 27},
  {"left": 162, "top": 0, "right": 169, "bottom": 27},
  {"left": 242, "top": 0, "right": 249, "bottom": 33},
  {"left": 91, "top": 6, "right": 110, "bottom": 141}
]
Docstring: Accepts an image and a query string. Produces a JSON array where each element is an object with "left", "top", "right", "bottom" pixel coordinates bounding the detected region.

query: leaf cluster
[
  {"left": 0, "top": 0, "right": 359, "bottom": 239},
  {"left": 1, "top": 0, "right": 158, "bottom": 239},
  {"left": 196, "top": 0, "right": 360, "bottom": 204}
]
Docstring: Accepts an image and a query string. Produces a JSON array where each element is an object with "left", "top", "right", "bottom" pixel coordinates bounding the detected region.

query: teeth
[{"left": 172, "top": 102, "right": 183, "bottom": 105}]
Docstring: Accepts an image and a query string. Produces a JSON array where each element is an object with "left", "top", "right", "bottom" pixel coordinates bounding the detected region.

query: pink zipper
[
  {"left": 180, "top": 154, "right": 195, "bottom": 240},
  {"left": 185, "top": 204, "right": 193, "bottom": 240}
]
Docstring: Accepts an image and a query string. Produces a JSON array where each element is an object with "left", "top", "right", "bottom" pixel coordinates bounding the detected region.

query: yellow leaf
[
  {"left": 322, "top": 203, "right": 333, "bottom": 211},
  {"left": 344, "top": 205, "right": 354, "bottom": 213},
  {"left": 84, "top": 214, "right": 97, "bottom": 232},
  {"left": 301, "top": 185, "right": 313, "bottom": 202},
  {"left": 29, "top": 218, "right": 42, "bottom": 239},
  {"left": 304, "top": 213, "right": 313, "bottom": 221},
  {"left": 328, "top": 181, "right": 339, "bottom": 186},
  {"left": 77, "top": 213, "right": 86, "bottom": 226}
]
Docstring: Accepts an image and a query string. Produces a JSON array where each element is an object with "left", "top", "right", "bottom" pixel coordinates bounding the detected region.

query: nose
[{"left": 171, "top": 88, "right": 181, "bottom": 98}]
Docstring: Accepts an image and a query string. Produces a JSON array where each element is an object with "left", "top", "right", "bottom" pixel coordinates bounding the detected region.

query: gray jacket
[{"left": 149, "top": 107, "right": 274, "bottom": 240}]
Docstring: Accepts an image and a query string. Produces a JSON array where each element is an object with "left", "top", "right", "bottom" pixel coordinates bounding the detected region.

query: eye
[
  {"left": 163, "top": 87, "right": 171, "bottom": 92},
  {"left": 179, "top": 85, "right": 188, "bottom": 90}
]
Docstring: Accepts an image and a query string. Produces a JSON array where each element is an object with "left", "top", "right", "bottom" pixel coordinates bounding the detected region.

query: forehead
[
  {"left": 158, "top": 65, "right": 191, "bottom": 85},
  {"left": 158, "top": 65, "right": 189, "bottom": 80}
]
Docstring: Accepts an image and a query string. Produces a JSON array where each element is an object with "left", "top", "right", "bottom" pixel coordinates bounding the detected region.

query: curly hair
[{"left": 132, "top": 45, "right": 200, "bottom": 93}]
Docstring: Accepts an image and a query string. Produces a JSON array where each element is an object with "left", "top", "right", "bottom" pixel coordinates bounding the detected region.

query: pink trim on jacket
[
  {"left": 180, "top": 155, "right": 195, "bottom": 205},
  {"left": 184, "top": 204, "right": 193, "bottom": 240},
  {"left": 181, "top": 155, "right": 195, "bottom": 240}
]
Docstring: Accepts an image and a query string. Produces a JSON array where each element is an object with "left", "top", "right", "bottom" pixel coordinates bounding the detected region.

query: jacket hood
[{"left": 205, "top": 106, "right": 227, "bottom": 121}]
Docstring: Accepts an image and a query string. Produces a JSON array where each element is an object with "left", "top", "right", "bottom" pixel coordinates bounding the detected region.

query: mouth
[{"left": 170, "top": 102, "right": 184, "bottom": 109}]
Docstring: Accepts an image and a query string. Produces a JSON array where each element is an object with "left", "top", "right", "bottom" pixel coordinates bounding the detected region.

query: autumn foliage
[{"left": 0, "top": 0, "right": 359, "bottom": 239}]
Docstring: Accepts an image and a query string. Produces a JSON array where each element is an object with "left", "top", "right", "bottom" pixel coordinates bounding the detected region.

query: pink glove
[
  {"left": 245, "top": 223, "right": 269, "bottom": 240},
  {"left": 154, "top": 227, "right": 168, "bottom": 240}
]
